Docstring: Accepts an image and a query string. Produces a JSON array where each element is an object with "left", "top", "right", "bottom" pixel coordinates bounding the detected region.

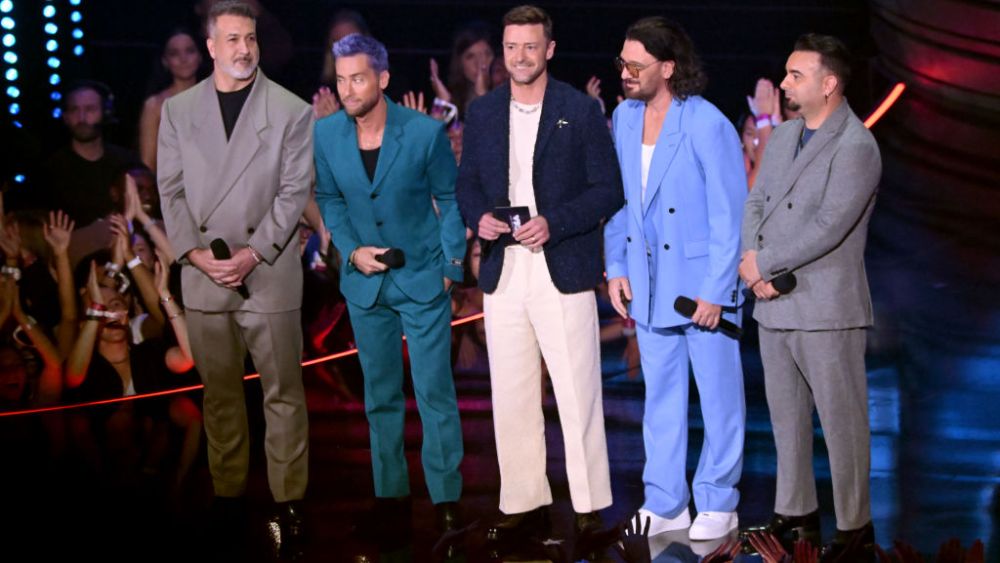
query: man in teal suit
[{"left": 313, "top": 33, "right": 466, "bottom": 536}]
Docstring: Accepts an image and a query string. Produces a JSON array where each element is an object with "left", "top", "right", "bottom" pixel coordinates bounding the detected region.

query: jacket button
[
  {"left": 247, "top": 227, "right": 255, "bottom": 234},
  {"left": 370, "top": 193, "right": 377, "bottom": 199},
  {"left": 766, "top": 196, "right": 771, "bottom": 202},
  {"left": 663, "top": 244, "right": 670, "bottom": 250},
  {"left": 787, "top": 202, "right": 793, "bottom": 209},
  {"left": 376, "top": 221, "right": 383, "bottom": 227},
  {"left": 758, "top": 234, "right": 764, "bottom": 242},
  {"left": 626, "top": 236, "right": 632, "bottom": 242},
  {"left": 668, "top": 208, "right": 675, "bottom": 214},
  {"left": 623, "top": 199, "right": 628, "bottom": 206},
  {"left": 199, "top": 226, "right": 207, "bottom": 233}
]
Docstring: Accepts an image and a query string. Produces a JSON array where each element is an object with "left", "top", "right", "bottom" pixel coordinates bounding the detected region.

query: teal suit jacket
[{"left": 314, "top": 98, "right": 465, "bottom": 308}]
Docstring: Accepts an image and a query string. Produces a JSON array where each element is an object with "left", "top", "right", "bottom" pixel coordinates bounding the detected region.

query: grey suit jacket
[
  {"left": 157, "top": 72, "right": 314, "bottom": 313},
  {"left": 741, "top": 100, "right": 881, "bottom": 330}
]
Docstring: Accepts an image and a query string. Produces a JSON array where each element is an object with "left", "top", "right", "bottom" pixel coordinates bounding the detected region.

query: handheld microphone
[
  {"left": 772, "top": 272, "right": 797, "bottom": 294},
  {"left": 375, "top": 248, "right": 406, "bottom": 269},
  {"left": 210, "top": 238, "right": 250, "bottom": 299},
  {"left": 673, "top": 296, "right": 742, "bottom": 340}
]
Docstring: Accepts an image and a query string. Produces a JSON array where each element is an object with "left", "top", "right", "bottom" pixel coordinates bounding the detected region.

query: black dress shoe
[
  {"left": 820, "top": 521, "right": 874, "bottom": 563},
  {"left": 267, "top": 501, "right": 306, "bottom": 560},
  {"left": 740, "top": 510, "right": 820, "bottom": 552},
  {"left": 485, "top": 507, "right": 550, "bottom": 542},
  {"left": 435, "top": 501, "right": 462, "bottom": 534},
  {"left": 575, "top": 511, "right": 604, "bottom": 535}
]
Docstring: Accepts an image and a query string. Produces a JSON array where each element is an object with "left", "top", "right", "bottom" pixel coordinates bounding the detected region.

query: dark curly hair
[{"left": 625, "top": 16, "right": 706, "bottom": 100}]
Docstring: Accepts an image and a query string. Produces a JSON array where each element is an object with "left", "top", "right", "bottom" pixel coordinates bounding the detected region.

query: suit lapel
[
  {"left": 190, "top": 79, "right": 226, "bottom": 219},
  {"left": 620, "top": 103, "right": 644, "bottom": 227},
  {"left": 532, "top": 81, "right": 564, "bottom": 174},
  {"left": 760, "top": 101, "right": 849, "bottom": 225},
  {"left": 201, "top": 72, "right": 268, "bottom": 220},
  {"left": 642, "top": 97, "right": 684, "bottom": 217},
  {"left": 371, "top": 97, "right": 402, "bottom": 194}
]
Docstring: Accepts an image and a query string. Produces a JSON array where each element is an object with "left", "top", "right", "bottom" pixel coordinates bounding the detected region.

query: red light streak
[{"left": 864, "top": 82, "right": 906, "bottom": 128}]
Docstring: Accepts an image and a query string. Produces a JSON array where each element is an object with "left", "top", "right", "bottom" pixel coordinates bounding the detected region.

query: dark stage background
[{"left": 0, "top": 1, "right": 998, "bottom": 561}]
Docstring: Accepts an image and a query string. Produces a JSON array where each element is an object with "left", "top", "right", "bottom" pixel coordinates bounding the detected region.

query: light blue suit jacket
[
  {"left": 605, "top": 96, "right": 747, "bottom": 328},
  {"left": 314, "top": 98, "right": 466, "bottom": 308}
]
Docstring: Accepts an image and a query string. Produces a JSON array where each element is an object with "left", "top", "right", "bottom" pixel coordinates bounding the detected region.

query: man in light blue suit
[
  {"left": 313, "top": 34, "right": 466, "bottom": 537},
  {"left": 604, "top": 17, "right": 747, "bottom": 541}
]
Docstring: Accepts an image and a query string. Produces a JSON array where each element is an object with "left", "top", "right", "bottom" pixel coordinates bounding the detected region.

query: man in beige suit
[{"left": 157, "top": 1, "right": 312, "bottom": 554}]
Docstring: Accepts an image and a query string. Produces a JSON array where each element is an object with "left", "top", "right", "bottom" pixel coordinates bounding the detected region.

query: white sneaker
[
  {"left": 689, "top": 511, "right": 739, "bottom": 540},
  {"left": 636, "top": 507, "right": 691, "bottom": 536}
]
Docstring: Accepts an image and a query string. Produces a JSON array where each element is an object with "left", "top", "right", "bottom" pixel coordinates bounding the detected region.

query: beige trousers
[{"left": 484, "top": 247, "right": 612, "bottom": 514}]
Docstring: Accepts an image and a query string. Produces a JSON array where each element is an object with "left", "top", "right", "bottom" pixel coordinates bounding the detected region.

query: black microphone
[
  {"left": 375, "top": 248, "right": 406, "bottom": 269},
  {"left": 210, "top": 238, "right": 250, "bottom": 299},
  {"left": 673, "top": 296, "right": 742, "bottom": 340},
  {"left": 772, "top": 272, "right": 797, "bottom": 294}
]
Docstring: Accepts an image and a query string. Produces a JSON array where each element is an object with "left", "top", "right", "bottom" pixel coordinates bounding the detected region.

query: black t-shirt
[
  {"left": 217, "top": 81, "right": 254, "bottom": 140},
  {"left": 360, "top": 147, "right": 380, "bottom": 183},
  {"left": 37, "top": 144, "right": 140, "bottom": 226},
  {"left": 65, "top": 338, "right": 176, "bottom": 417}
]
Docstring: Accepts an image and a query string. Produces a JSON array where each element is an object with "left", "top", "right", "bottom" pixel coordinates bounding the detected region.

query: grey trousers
[
  {"left": 187, "top": 309, "right": 309, "bottom": 502},
  {"left": 759, "top": 326, "right": 871, "bottom": 530}
]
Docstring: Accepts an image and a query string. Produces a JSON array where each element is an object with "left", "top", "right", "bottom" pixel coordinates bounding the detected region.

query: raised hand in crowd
[
  {"left": 936, "top": 537, "right": 984, "bottom": 563},
  {"left": 429, "top": 58, "right": 452, "bottom": 103},
  {"left": 312, "top": 85, "right": 340, "bottom": 120},
  {"left": 794, "top": 538, "right": 820, "bottom": 563},
  {"left": 401, "top": 90, "right": 428, "bottom": 114},
  {"left": 614, "top": 512, "right": 651, "bottom": 563},
  {"left": 124, "top": 172, "right": 175, "bottom": 264},
  {"left": 702, "top": 539, "right": 742, "bottom": 563},
  {"left": 747, "top": 531, "right": 793, "bottom": 563},
  {"left": 43, "top": 210, "right": 78, "bottom": 358},
  {"left": 155, "top": 249, "right": 193, "bottom": 373},
  {"left": 110, "top": 213, "right": 165, "bottom": 328},
  {"left": 0, "top": 199, "right": 22, "bottom": 262},
  {"left": 585, "top": 75, "right": 607, "bottom": 116},
  {"left": 875, "top": 540, "right": 924, "bottom": 563}
]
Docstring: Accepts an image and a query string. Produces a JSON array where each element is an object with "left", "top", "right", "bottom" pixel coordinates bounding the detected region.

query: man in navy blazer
[
  {"left": 604, "top": 17, "right": 747, "bottom": 540},
  {"left": 456, "top": 5, "right": 623, "bottom": 541}
]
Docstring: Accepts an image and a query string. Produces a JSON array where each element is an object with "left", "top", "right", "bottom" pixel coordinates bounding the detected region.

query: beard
[
  {"left": 507, "top": 60, "right": 545, "bottom": 86},
  {"left": 343, "top": 94, "right": 379, "bottom": 118},
  {"left": 218, "top": 57, "right": 258, "bottom": 81},
  {"left": 622, "top": 78, "right": 657, "bottom": 102},
  {"left": 786, "top": 99, "right": 801, "bottom": 112},
  {"left": 69, "top": 122, "right": 102, "bottom": 143}
]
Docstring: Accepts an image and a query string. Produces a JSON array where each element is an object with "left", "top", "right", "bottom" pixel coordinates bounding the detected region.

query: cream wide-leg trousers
[{"left": 483, "top": 246, "right": 612, "bottom": 514}]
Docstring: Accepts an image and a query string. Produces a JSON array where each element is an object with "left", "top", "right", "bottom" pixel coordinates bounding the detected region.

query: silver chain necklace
[{"left": 511, "top": 100, "right": 541, "bottom": 115}]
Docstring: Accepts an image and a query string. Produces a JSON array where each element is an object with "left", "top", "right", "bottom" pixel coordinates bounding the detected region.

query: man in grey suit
[
  {"left": 157, "top": 1, "right": 312, "bottom": 552},
  {"left": 738, "top": 34, "right": 881, "bottom": 562}
]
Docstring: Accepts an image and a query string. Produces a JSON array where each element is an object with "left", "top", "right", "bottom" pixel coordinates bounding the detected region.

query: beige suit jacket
[{"left": 157, "top": 72, "right": 313, "bottom": 313}]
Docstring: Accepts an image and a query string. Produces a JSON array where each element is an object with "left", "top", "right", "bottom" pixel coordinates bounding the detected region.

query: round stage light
[
  {"left": 1, "top": 16, "right": 13, "bottom": 30},
  {"left": 0, "top": 1, "right": 11, "bottom": 14},
  {"left": 14, "top": 174, "right": 25, "bottom": 183},
  {"left": 69, "top": 0, "right": 81, "bottom": 5},
  {"left": 49, "top": 73, "right": 59, "bottom": 85},
  {"left": 47, "top": 56, "right": 59, "bottom": 68},
  {"left": 52, "top": 107, "right": 61, "bottom": 118},
  {"left": 50, "top": 91, "right": 61, "bottom": 101},
  {"left": 2, "top": 33, "right": 14, "bottom": 47},
  {"left": 46, "top": 39, "right": 57, "bottom": 51},
  {"left": 6, "top": 85, "right": 18, "bottom": 97},
  {"left": 72, "top": 28, "right": 83, "bottom": 40},
  {"left": 8, "top": 102, "right": 19, "bottom": 114},
  {"left": 4, "top": 68, "right": 16, "bottom": 81},
  {"left": 73, "top": 45, "right": 83, "bottom": 56},
  {"left": 71, "top": 11, "right": 81, "bottom": 23},
  {"left": 45, "top": 23, "right": 57, "bottom": 35},
  {"left": 43, "top": 6, "right": 55, "bottom": 18},
  {"left": 2, "top": 50, "right": 15, "bottom": 64}
]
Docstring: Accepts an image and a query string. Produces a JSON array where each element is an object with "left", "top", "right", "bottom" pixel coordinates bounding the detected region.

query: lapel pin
[{"left": 557, "top": 118, "right": 569, "bottom": 128}]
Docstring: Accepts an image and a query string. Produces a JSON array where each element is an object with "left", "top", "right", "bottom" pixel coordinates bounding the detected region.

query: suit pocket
[{"left": 684, "top": 239, "right": 709, "bottom": 258}]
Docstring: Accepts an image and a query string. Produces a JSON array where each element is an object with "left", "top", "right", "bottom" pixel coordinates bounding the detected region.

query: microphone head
[
  {"left": 375, "top": 248, "right": 406, "bottom": 269},
  {"left": 772, "top": 272, "right": 797, "bottom": 294},
  {"left": 673, "top": 296, "right": 697, "bottom": 318},
  {"left": 209, "top": 238, "right": 231, "bottom": 259}
]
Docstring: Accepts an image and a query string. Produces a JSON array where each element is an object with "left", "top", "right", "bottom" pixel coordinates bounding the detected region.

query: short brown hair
[
  {"left": 793, "top": 33, "right": 851, "bottom": 92},
  {"left": 502, "top": 5, "right": 553, "bottom": 41}
]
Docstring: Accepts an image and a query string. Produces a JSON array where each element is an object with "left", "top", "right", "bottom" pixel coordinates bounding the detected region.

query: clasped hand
[{"left": 188, "top": 247, "right": 257, "bottom": 290}]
